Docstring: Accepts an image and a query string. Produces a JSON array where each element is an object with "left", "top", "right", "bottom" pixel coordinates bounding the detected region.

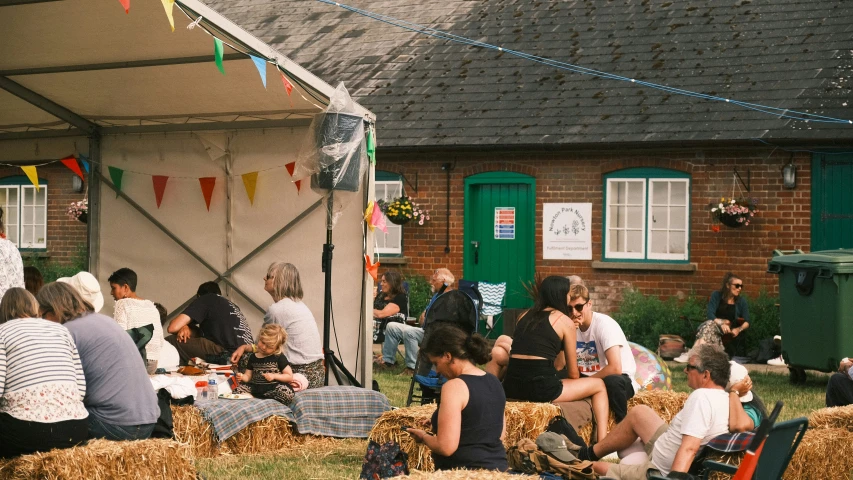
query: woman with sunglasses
[
  {"left": 500, "top": 276, "right": 610, "bottom": 442},
  {"left": 675, "top": 272, "right": 751, "bottom": 362}
]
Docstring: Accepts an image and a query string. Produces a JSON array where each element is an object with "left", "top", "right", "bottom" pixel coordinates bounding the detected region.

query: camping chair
[{"left": 477, "top": 280, "right": 506, "bottom": 339}]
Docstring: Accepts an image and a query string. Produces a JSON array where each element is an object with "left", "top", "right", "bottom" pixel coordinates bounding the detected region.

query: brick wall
[
  {"left": 0, "top": 164, "right": 88, "bottom": 265},
  {"left": 376, "top": 148, "right": 811, "bottom": 314}
]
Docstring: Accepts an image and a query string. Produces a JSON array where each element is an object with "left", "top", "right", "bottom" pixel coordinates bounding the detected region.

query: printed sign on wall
[
  {"left": 494, "top": 207, "right": 515, "bottom": 240},
  {"left": 543, "top": 203, "right": 592, "bottom": 260}
]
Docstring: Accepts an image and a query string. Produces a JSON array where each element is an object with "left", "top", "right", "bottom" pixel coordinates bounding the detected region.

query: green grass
[{"left": 195, "top": 354, "right": 829, "bottom": 479}]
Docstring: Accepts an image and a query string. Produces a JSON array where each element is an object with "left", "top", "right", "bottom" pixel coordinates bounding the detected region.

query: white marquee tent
[{"left": 0, "top": 0, "right": 376, "bottom": 385}]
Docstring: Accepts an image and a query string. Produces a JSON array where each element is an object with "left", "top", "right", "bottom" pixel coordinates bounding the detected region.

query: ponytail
[{"left": 420, "top": 323, "right": 492, "bottom": 366}]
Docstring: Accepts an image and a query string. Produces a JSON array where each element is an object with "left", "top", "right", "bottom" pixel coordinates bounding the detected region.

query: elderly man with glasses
[
  {"left": 578, "top": 344, "right": 732, "bottom": 480},
  {"left": 376, "top": 268, "right": 455, "bottom": 375}
]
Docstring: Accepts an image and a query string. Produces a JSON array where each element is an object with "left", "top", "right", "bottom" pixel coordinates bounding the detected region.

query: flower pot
[
  {"left": 387, "top": 215, "right": 411, "bottom": 226},
  {"left": 719, "top": 214, "right": 745, "bottom": 228},
  {"left": 77, "top": 212, "right": 88, "bottom": 224}
]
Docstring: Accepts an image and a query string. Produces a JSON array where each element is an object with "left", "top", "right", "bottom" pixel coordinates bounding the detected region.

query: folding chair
[{"left": 477, "top": 280, "right": 506, "bottom": 339}]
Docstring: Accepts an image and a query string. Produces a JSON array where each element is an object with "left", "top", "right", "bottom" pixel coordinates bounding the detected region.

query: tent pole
[
  {"left": 0, "top": 76, "right": 99, "bottom": 135},
  {"left": 86, "top": 135, "right": 101, "bottom": 276},
  {"left": 224, "top": 137, "right": 234, "bottom": 299}
]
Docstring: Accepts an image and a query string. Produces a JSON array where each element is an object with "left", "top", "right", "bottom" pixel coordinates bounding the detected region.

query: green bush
[
  {"left": 23, "top": 243, "right": 87, "bottom": 283},
  {"left": 406, "top": 274, "right": 432, "bottom": 320},
  {"left": 613, "top": 288, "right": 780, "bottom": 355}
]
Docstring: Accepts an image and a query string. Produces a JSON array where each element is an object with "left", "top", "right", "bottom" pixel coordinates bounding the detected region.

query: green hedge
[
  {"left": 23, "top": 244, "right": 87, "bottom": 283},
  {"left": 613, "top": 288, "right": 780, "bottom": 355},
  {"left": 406, "top": 274, "right": 432, "bottom": 320}
]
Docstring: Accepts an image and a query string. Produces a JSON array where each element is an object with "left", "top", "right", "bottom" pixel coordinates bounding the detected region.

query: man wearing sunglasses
[
  {"left": 580, "top": 344, "right": 731, "bottom": 480},
  {"left": 568, "top": 284, "right": 638, "bottom": 422}
]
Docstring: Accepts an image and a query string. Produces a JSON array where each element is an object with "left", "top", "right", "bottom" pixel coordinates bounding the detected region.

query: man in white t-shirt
[
  {"left": 568, "top": 284, "right": 638, "bottom": 422},
  {"left": 578, "top": 344, "right": 731, "bottom": 479}
]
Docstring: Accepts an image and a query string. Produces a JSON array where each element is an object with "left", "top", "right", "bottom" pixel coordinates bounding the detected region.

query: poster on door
[
  {"left": 543, "top": 203, "right": 592, "bottom": 259},
  {"left": 494, "top": 207, "right": 515, "bottom": 240}
]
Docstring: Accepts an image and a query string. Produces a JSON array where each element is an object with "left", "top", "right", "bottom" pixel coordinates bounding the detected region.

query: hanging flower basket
[
  {"left": 383, "top": 196, "right": 414, "bottom": 225},
  {"left": 77, "top": 212, "right": 88, "bottom": 224},
  {"left": 710, "top": 197, "right": 759, "bottom": 228},
  {"left": 66, "top": 199, "right": 88, "bottom": 224}
]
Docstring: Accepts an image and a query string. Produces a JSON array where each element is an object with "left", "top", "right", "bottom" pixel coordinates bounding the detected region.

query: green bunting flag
[
  {"left": 366, "top": 128, "right": 376, "bottom": 164},
  {"left": 108, "top": 166, "right": 124, "bottom": 197},
  {"left": 214, "top": 38, "right": 225, "bottom": 75}
]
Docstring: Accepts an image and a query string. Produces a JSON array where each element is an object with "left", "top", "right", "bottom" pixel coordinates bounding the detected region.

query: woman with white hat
[
  {"left": 0, "top": 207, "right": 24, "bottom": 300},
  {"left": 726, "top": 362, "right": 767, "bottom": 432},
  {"left": 56, "top": 271, "right": 104, "bottom": 313}
]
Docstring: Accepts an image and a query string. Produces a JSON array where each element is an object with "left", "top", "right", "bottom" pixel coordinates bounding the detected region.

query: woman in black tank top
[
  {"left": 497, "top": 276, "right": 611, "bottom": 443},
  {"left": 404, "top": 324, "right": 507, "bottom": 472}
]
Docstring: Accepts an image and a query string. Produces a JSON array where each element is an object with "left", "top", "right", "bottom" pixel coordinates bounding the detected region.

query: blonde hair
[
  {"left": 266, "top": 262, "right": 303, "bottom": 302},
  {"left": 434, "top": 268, "right": 455, "bottom": 286},
  {"left": 568, "top": 283, "right": 590, "bottom": 302},
  {"left": 258, "top": 324, "right": 288, "bottom": 355},
  {"left": 0, "top": 288, "right": 39, "bottom": 323},
  {"left": 36, "top": 282, "right": 94, "bottom": 324}
]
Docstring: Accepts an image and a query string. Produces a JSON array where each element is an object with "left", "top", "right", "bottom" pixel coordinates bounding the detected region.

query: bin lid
[{"left": 769, "top": 249, "right": 853, "bottom": 273}]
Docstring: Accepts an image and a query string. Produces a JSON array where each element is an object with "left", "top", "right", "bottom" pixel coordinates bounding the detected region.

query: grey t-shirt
[
  {"left": 264, "top": 298, "right": 324, "bottom": 365},
  {"left": 64, "top": 312, "right": 160, "bottom": 426}
]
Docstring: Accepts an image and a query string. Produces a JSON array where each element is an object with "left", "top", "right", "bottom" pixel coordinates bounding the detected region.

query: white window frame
[
  {"left": 604, "top": 176, "right": 690, "bottom": 262},
  {"left": 374, "top": 179, "right": 403, "bottom": 255},
  {"left": 0, "top": 182, "right": 48, "bottom": 249}
]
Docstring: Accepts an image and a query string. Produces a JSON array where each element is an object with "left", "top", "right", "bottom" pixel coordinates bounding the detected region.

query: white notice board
[
  {"left": 543, "top": 203, "right": 592, "bottom": 260},
  {"left": 494, "top": 207, "right": 515, "bottom": 240}
]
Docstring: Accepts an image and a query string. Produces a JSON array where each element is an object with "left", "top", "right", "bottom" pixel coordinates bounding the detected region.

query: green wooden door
[
  {"left": 464, "top": 172, "right": 535, "bottom": 335},
  {"left": 812, "top": 154, "right": 853, "bottom": 250}
]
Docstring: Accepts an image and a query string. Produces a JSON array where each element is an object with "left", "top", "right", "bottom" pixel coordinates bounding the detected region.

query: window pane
[
  {"left": 386, "top": 225, "right": 401, "bottom": 247},
  {"left": 22, "top": 225, "right": 33, "bottom": 247},
  {"left": 670, "top": 182, "right": 687, "bottom": 204},
  {"left": 669, "top": 232, "right": 686, "bottom": 254},
  {"left": 6, "top": 226, "right": 17, "bottom": 246},
  {"left": 23, "top": 188, "right": 33, "bottom": 205},
  {"left": 0, "top": 189, "right": 5, "bottom": 205},
  {"left": 671, "top": 206, "right": 687, "bottom": 229},
  {"left": 35, "top": 207, "right": 45, "bottom": 224},
  {"left": 627, "top": 206, "right": 643, "bottom": 228},
  {"left": 617, "top": 206, "right": 627, "bottom": 228},
  {"left": 650, "top": 231, "right": 667, "bottom": 253},
  {"left": 652, "top": 182, "right": 668, "bottom": 205},
  {"left": 651, "top": 206, "right": 668, "bottom": 229},
  {"left": 609, "top": 229, "right": 623, "bottom": 252},
  {"left": 627, "top": 181, "right": 644, "bottom": 204},
  {"left": 35, "top": 188, "right": 46, "bottom": 206},
  {"left": 626, "top": 230, "right": 643, "bottom": 252}
]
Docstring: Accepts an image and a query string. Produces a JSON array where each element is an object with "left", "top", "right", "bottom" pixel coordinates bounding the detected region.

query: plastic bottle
[
  {"left": 208, "top": 373, "right": 218, "bottom": 399},
  {"left": 195, "top": 380, "right": 208, "bottom": 400}
]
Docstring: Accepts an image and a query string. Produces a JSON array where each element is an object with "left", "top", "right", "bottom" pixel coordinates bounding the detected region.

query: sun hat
[
  {"left": 536, "top": 431, "right": 578, "bottom": 463},
  {"left": 727, "top": 360, "right": 753, "bottom": 403},
  {"left": 57, "top": 271, "right": 104, "bottom": 313}
]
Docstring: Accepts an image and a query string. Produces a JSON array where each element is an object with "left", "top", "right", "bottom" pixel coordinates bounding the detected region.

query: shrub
[
  {"left": 23, "top": 243, "right": 87, "bottom": 283},
  {"left": 405, "top": 273, "right": 432, "bottom": 320}
]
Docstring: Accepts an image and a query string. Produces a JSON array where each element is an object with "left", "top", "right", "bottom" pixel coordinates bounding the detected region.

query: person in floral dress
[{"left": 0, "top": 207, "right": 24, "bottom": 300}]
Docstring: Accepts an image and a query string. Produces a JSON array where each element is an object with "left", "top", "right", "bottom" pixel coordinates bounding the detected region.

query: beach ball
[{"left": 630, "top": 342, "right": 672, "bottom": 391}]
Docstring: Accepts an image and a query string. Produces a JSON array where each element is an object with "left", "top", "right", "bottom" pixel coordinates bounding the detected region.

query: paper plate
[{"left": 218, "top": 393, "right": 253, "bottom": 400}]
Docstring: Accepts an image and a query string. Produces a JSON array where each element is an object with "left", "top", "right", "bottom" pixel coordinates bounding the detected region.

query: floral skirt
[
  {"left": 292, "top": 359, "right": 325, "bottom": 390},
  {"left": 695, "top": 320, "right": 724, "bottom": 349}
]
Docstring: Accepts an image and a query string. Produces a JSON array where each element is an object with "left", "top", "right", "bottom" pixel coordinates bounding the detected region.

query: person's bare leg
[
  {"left": 485, "top": 335, "right": 512, "bottom": 379},
  {"left": 589, "top": 405, "right": 665, "bottom": 474},
  {"left": 553, "top": 376, "right": 610, "bottom": 442}
]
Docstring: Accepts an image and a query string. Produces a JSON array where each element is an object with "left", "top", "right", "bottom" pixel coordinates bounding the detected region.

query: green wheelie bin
[{"left": 767, "top": 249, "right": 853, "bottom": 384}]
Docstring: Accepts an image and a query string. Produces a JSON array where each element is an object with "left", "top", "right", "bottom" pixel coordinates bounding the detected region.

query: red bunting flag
[
  {"left": 60, "top": 156, "right": 84, "bottom": 180},
  {"left": 280, "top": 73, "right": 294, "bottom": 107},
  {"left": 199, "top": 177, "right": 216, "bottom": 211},
  {"left": 152, "top": 175, "right": 169, "bottom": 208},
  {"left": 118, "top": 0, "right": 130, "bottom": 13},
  {"left": 365, "top": 254, "right": 380, "bottom": 282},
  {"left": 284, "top": 161, "right": 296, "bottom": 177},
  {"left": 294, "top": 179, "right": 302, "bottom": 193}
]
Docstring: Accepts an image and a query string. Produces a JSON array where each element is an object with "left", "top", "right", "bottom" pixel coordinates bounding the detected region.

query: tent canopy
[{"left": 0, "top": 0, "right": 374, "bottom": 138}]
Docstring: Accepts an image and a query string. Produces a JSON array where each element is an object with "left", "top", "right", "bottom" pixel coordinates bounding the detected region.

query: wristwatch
[{"left": 731, "top": 390, "right": 740, "bottom": 396}]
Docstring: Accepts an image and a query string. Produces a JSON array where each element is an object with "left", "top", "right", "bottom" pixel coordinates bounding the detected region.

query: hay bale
[
  {"left": 784, "top": 427, "right": 853, "bottom": 480},
  {"left": 703, "top": 451, "right": 744, "bottom": 480},
  {"left": 370, "top": 402, "right": 560, "bottom": 473},
  {"left": 0, "top": 439, "right": 195, "bottom": 480},
  {"left": 578, "top": 390, "right": 689, "bottom": 444},
  {"left": 807, "top": 404, "right": 853, "bottom": 431},
  {"left": 171, "top": 404, "right": 304, "bottom": 457},
  {"left": 402, "top": 469, "right": 538, "bottom": 479}
]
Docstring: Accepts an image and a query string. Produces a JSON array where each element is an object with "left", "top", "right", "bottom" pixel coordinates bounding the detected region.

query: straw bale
[
  {"left": 370, "top": 402, "right": 559, "bottom": 473},
  {"left": 807, "top": 404, "right": 853, "bottom": 431},
  {"left": 171, "top": 404, "right": 304, "bottom": 458},
  {"left": 578, "top": 390, "right": 689, "bottom": 444},
  {"left": 0, "top": 439, "right": 195, "bottom": 480},
  {"left": 702, "top": 451, "right": 743, "bottom": 480},
  {"left": 402, "top": 469, "right": 539, "bottom": 479},
  {"left": 784, "top": 427, "right": 853, "bottom": 480}
]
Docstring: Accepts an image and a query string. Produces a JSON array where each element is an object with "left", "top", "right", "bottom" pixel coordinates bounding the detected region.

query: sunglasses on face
[
  {"left": 570, "top": 302, "right": 587, "bottom": 313},
  {"left": 732, "top": 283, "right": 743, "bottom": 289},
  {"left": 685, "top": 364, "right": 700, "bottom": 372}
]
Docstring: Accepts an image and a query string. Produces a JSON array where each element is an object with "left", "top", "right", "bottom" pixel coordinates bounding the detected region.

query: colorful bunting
[
  {"left": 78, "top": 154, "right": 90, "bottom": 173},
  {"left": 161, "top": 0, "right": 175, "bottom": 32},
  {"left": 118, "top": 0, "right": 130, "bottom": 13},
  {"left": 250, "top": 55, "right": 267, "bottom": 88},
  {"left": 108, "top": 166, "right": 124, "bottom": 196},
  {"left": 214, "top": 38, "right": 225, "bottom": 75},
  {"left": 366, "top": 128, "right": 376, "bottom": 164},
  {"left": 364, "top": 201, "right": 375, "bottom": 232},
  {"left": 241, "top": 172, "right": 258, "bottom": 205},
  {"left": 195, "top": 134, "right": 227, "bottom": 161},
  {"left": 371, "top": 202, "right": 388, "bottom": 234},
  {"left": 280, "top": 73, "right": 294, "bottom": 106},
  {"left": 284, "top": 161, "right": 296, "bottom": 177},
  {"left": 294, "top": 179, "right": 302, "bottom": 193},
  {"left": 152, "top": 175, "right": 169, "bottom": 208},
  {"left": 21, "top": 166, "right": 39, "bottom": 192},
  {"left": 60, "top": 156, "right": 84, "bottom": 180},
  {"left": 199, "top": 177, "right": 216, "bottom": 211},
  {"left": 365, "top": 254, "right": 380, "bottom": 282}
]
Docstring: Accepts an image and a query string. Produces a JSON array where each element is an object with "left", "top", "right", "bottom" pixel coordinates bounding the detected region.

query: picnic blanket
[
  {"left": 289, "top": 386, "right": 391, "bottom": 437},
  {"left": 195, "top": 397, "right": 294, "bottom": 442}
]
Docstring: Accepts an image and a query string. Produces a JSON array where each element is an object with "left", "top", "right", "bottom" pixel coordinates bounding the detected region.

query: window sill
[
  {"left": 375, "top": 256, "right": 410, "bottom": 265},
  {"left": 592, "top": 261, "right": 697, "bottom": 272},
  {"left": 19, "top": 251, "right": 49, "bottom": 258}
]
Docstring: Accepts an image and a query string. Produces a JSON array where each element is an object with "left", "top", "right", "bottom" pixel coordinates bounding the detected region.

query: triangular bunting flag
[
  {"left": 364, "top": 201, "right": 375, "bottom": 232},
  {"left": 365, "top": 254, "right": 380, "bottom": 282},
  {"left": 250, "top": 55, "right": 267, "bottom": 88},
  {"left": 294, "top": 179, "right": 302, "bottom": 193},
  {"left": 199, "top": 177, "right": 216, "bottom": 211},
  {"left": 195, "top": 133, "right": 227, "bottom": 161},
  {"left": 108, "top": 166, "right": 124, "bottom": 196},
  {"left": 118, "top": 0, "right": 130, "bottom": 13},
  {"left": 280, "top": 72, "right": 294, "bottom": 106},
  {"left": 60, "top": 156, "right": 85, "bottom": 180},
  {"left": 161, "top": 0, "right": 175, "bottom": 32},
  {"left": 78, "top": 154, "right": 90, "bottom": 173},
  {"left": 214, "top": 38, "right": 225, "bottom": 75},
  {"left": 241, "top": 172, "right": 258, "bottom": 205},
  {"left": 284, "top": 161, "right": 296, "bottom": 177},
  {"left": 152, "top": 175, "right": 169, "bottom": 208},
  {"left": 371, "top": 202, "right": 388, "bottom": 234},
  {"left": 366, "top": 128, "right": 376, "bottom": 164},
  {"left": 21, "top": 166, "right": 39, "bottom": 192}
]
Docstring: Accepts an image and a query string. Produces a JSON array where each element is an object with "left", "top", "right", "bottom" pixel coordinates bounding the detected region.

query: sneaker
[
  {"left": 673, "top": 352, "right": 690, "bottom": 363},
  {"left": 767, "top": 355, "right": 786, "bottom": 366}
]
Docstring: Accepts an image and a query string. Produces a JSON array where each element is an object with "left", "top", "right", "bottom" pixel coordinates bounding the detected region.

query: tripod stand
[{"left": 322, "top": 191, "right": 362, "bottom": 387}]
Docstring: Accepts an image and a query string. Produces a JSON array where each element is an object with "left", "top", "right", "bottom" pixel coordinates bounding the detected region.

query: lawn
[{"left": 196, "top": 354, "right": 829, "bottom": 479}]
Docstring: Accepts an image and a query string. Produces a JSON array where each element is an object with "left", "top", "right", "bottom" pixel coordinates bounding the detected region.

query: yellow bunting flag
[
  {"left": 161, "top": 0, "right": 176, "bottom": 32},
  {"left": 241, "top": 172, "right": 258, "bottom": 205},
  {"left": 364, "top": 201, "right": 375, "bottom": 232},
  {"left": 20, "top": 166, "right": 39, "bottom": 192}
]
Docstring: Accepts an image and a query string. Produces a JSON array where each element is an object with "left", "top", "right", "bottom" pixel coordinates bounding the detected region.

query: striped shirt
[
  {"left": 114, "top": 298, "right": 163, "bottom": 361},
  {"left": 0, "top": 318, "right": 88, "bottom": 422}
]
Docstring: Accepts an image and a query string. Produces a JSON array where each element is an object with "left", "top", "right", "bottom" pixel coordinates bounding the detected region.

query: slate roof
[{"left": 204, "top": 0, "right": 853, "bottom": 148}]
